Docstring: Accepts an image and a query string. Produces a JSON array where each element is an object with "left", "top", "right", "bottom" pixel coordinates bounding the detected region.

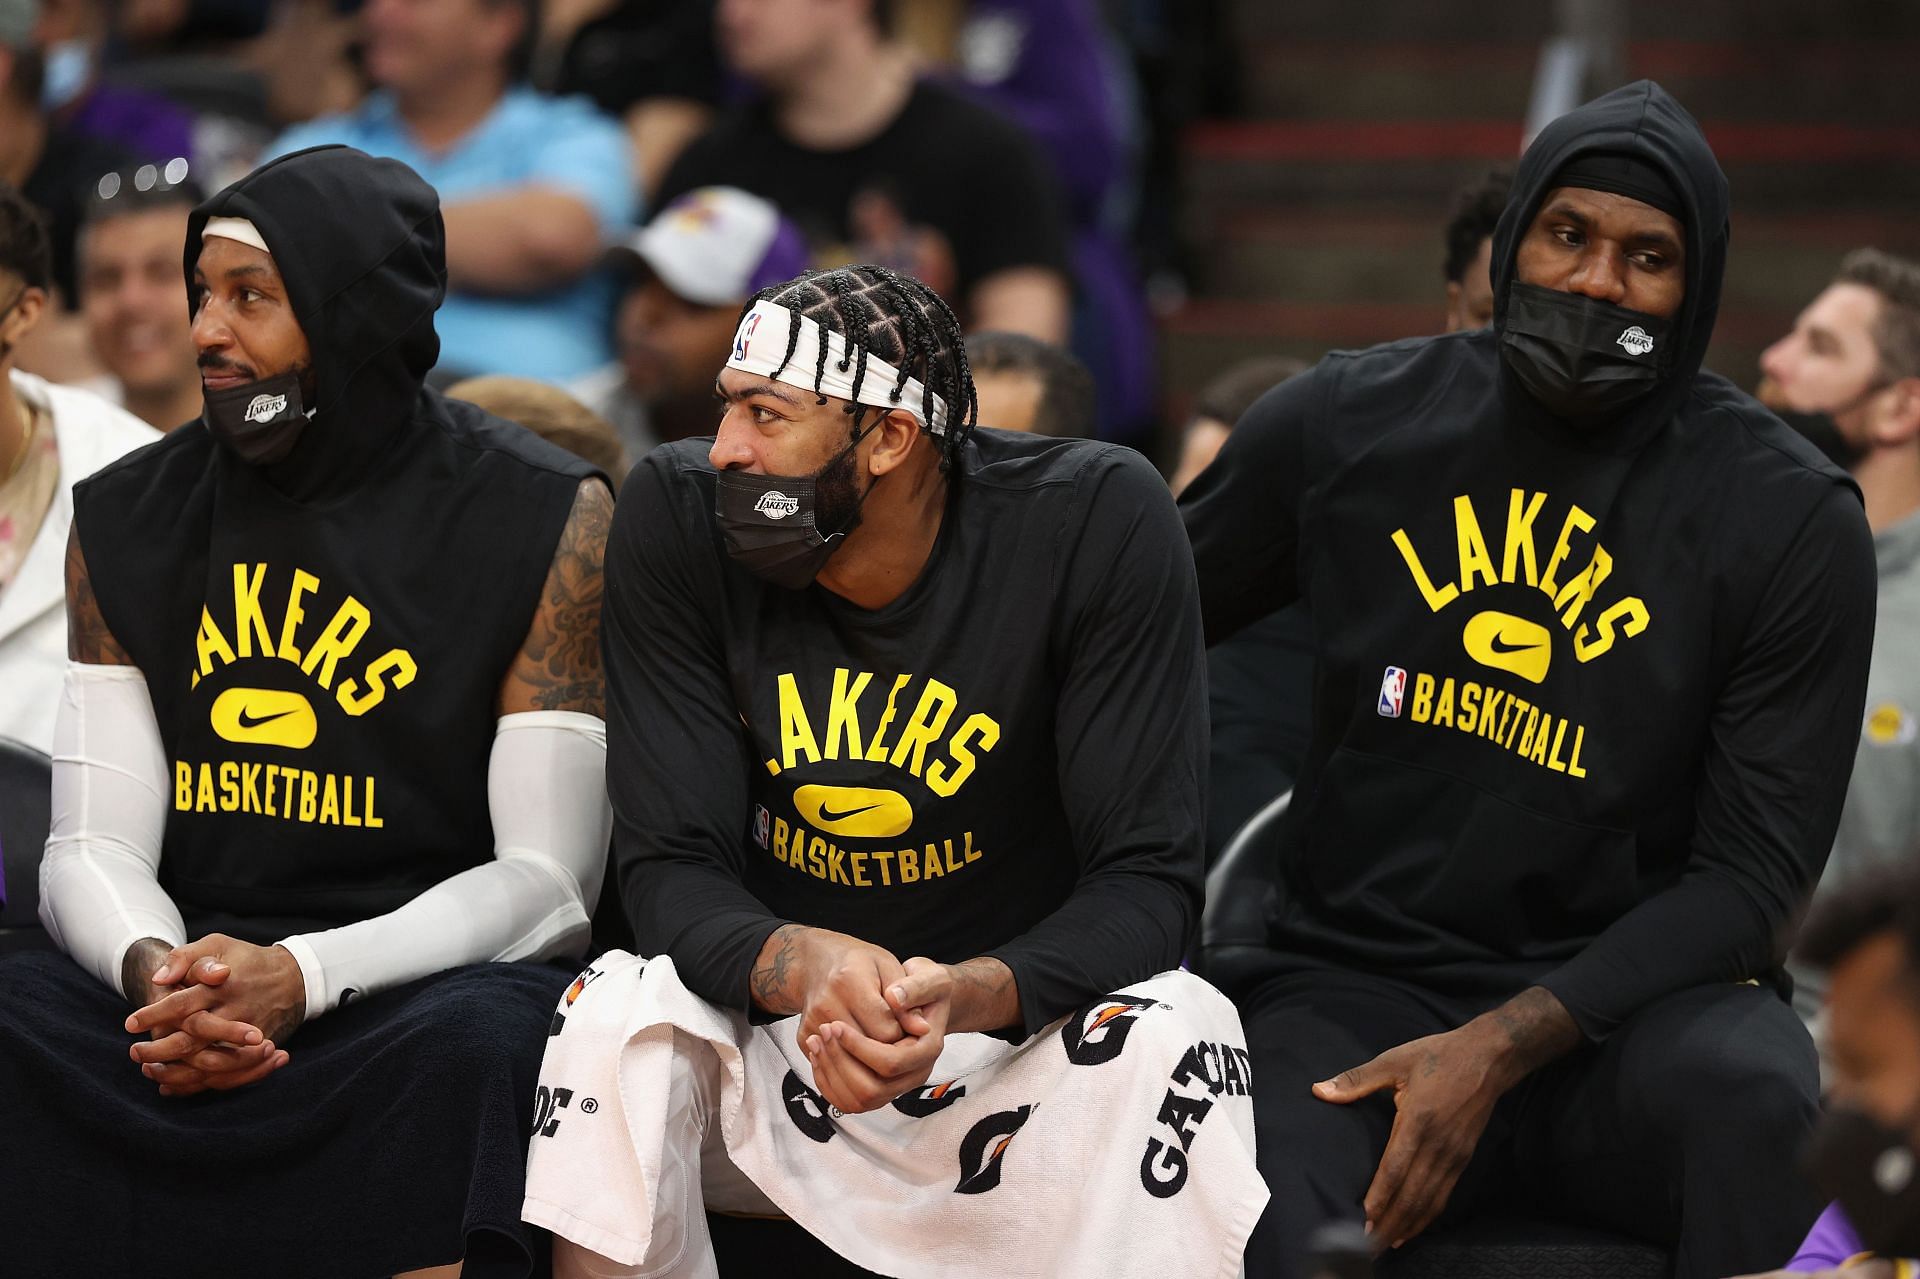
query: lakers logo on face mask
[
  {"left": 792, "top": 784, "right": 914, "bottom": 838},
  {"left": 244, "top": 392, "right": 289, "bottom": 423},
  {"left": 1461, "top": 610, "right": 1552, "bottom": 684},
  {"left": 209, "top": 687, "right": 317, "bottom": 748}
]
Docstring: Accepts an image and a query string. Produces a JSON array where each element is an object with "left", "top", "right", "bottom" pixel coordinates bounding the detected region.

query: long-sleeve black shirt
[
  {"left": 1182, "top": 343, "right": 1875, "bottom": 1039},
  {"left": 1181, "top": 80, "right": 1880, "bottom": 1040},
  {"left": 605, "top": 432, "right": 1206, "bottom": 1038}
]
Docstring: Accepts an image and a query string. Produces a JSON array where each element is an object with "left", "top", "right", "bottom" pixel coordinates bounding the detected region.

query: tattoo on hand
[
  {"left": 751, "top": 924, "right": 806, "bottom": 1015},
  {"left": 947, "top": 957, "right": 1018, "bottom": 1032},
  {"left": 503, "top": 481, "right": 611, "bottom": 717},
  {"left": 1489, "top": 986, "right": 1581, "bottom": 1074},
  {"left": 120, "top": 937, "right": 170, "bottom": 1005}
]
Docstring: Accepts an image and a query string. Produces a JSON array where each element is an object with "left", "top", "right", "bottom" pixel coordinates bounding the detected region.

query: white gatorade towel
[{"left": 523, "top": 952, "right": 1268, "bottom": 1279}]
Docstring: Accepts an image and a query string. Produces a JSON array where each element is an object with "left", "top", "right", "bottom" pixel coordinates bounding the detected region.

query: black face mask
[
  {"left": 714, "top": 420, "right": 877, "bottom": 590},
  {"left": 202, "top": 370, "right": 310, "bottom": 467},
  {"left": 1776, "top": 409, "right": 1867, "bottom": 471},
  {"left": 1501, "top": 282, "right": 1675, "bottom": 421},
  {"left": 1806, "top": 1102, "right": 1920, "bottom": 1259}
]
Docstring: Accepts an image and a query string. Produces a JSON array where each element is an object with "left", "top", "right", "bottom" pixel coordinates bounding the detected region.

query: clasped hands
[
  {"left": 120, "top": 934, "right": 307, "bottom": 1098},
  {"left": 769, "top": 928, "right": 959, "bottom": 1117}
]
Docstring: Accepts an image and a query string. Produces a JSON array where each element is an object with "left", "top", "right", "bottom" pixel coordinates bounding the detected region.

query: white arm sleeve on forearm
[
  {"left": 276, "top": 710, "right": 611, "bottom": 1021},
  {"left": 38, "top": 663, "right": 188, "bottom": 998}
]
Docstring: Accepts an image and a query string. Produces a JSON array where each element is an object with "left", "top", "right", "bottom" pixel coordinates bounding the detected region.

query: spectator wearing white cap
[{"left": 572, "top": 185, "right": 809, "bottom": 463}]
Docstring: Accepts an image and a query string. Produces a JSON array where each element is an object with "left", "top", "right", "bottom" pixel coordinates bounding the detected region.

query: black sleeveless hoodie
[
  {"left": 73, "top": 146, "right": 597, "bottom": 943},
  {"left": 1181, "top": 82, "right": 1878, "bottom": 1037}
]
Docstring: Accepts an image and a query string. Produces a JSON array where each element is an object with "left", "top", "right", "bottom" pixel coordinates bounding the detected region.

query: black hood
[
  {"left": 1491, "top": 80, "right": 1728, "bottom": 444},
  {"left": 185, "top": 145, "right": 447, "bottom": 501}
]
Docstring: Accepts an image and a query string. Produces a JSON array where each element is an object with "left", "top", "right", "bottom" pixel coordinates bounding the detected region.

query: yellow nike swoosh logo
[
  {"left": 210, "top": 687, "right": 318, "bottom": 749},
  {"left": 1461, "top": 610, "right": 1552, "bottom": 684},
  {"left": 792, "top": 785, "right": 914, "bottom": 839}
]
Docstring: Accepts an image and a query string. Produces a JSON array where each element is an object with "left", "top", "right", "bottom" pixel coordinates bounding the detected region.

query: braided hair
[{"left": 739, "top": 264, "right": 979, "bottom": 475}]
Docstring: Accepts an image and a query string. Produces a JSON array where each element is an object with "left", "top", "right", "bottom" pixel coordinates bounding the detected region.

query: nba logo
[
  {"left": 733, "top": 312, "right": 761, "bottom": 362},
  {"left": 1378, "top": 666, "right": 1407, "bottom": 718},
  {"left": 753, "top": 804, "right": 771, "bottom": 849}
]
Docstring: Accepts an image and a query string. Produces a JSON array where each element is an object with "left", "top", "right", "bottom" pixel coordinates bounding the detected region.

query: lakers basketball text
[
  {"left": 173, "top": 760, "right": 383, "bottom": 826},
  {"left": 172, "top": 563, "right": 417, "bottom": 823},
  {"left": 1390, "top": 489, "right": 1651, "bottom": 665},
  {"left": 191, "top": 563, "right": 418, "bottom": 714},
  {"left": 756, "top": 667, "right": 1002, "bottom": 888},
  {"left": 1370, "top": 490, "right": 1652, "bottom": 783}
]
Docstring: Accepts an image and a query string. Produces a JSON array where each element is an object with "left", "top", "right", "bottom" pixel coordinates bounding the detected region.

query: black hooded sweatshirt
[
  {"left": 72, "top": 146, "right": 597, "bottom": 943},
  {"left": 1180, "top": 82, "right": 1877, "bottom": 1038}
]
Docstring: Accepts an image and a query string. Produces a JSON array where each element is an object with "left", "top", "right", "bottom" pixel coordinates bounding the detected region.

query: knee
[
  {"left": 405, "top": 965, "right": 567, "bottom": 1059},
  {"left": 1655, "top": 1034, "right": 1817, "bottom": 1150}
]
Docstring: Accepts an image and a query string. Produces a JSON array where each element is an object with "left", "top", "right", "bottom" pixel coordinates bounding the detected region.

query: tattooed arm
[
  {"left": 498, "top": 478, "right": 613, "bottom": 717},
  {"left": 66, "top": 523, "right": 134, "bottom": 665},
  {"left": 259, "top": 480, "right": 616, "bottom": 1025}
]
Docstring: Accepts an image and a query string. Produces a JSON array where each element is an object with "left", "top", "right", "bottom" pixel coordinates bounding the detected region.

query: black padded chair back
[
  {"left": 0, "top": 737, "right": 53, "bottom": 950},
  {"left": 1194, "top": 788, "right": 1289, "bottom": 1000}
]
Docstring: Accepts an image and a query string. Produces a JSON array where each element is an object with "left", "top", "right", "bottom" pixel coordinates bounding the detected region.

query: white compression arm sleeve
[
  {"left": 38, "top": 663, "right": 187, "bottom": 997},
  {"left": 276, "top": 710, "right": 612, "bottom": 1020}
]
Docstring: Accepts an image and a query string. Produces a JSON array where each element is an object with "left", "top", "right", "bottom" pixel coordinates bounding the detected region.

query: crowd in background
[
  {"left": 0, "top": 0, "right": 1240, "bottom": 455},
  {"left": 3, "top": 0, "right": 1920, "bottom": 1274}
]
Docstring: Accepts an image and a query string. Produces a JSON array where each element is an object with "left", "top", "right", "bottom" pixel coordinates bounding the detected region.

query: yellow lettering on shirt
[
  {"left": 300, "top": 596, "right": 372, "bottom": 689},
  {"left": 1539, "top": 505, "right": 1596, "bottom": 598},
  {"left": 865, "top": 674, "right": 913, "bottom": 762},
  {"left": 1388, "top": 493, "right": 1650, "bottom": 669},
  {"left": 191, "top": 565, "right": 419, "bottom": 727},
  {"left": 196, "top": 607, "right": 237, "bottom": 680},
  {"left": 888, "top": 680, "right": 958, "bottom": 775},
  {"left": 926, "top": 713, "right": 1000, "bottom": 797},
  {"left": 277, "top": 570, "right": 318, "bottom": 665},
  {"left": 1411, "top": 673, "right": 1435, "bottom": 723},
  {"left": 1379, "top": 668, "right": 1597, "bottom": 783},
  {"left": 1574, "top": 596, "right": 1652, "bottom": 662},
  {"left": 232, "top": 564, "right": 275, "bottom": 658},
  {"left": 1454, "top": 495, "right": 1498, "bottom": 592},
  {"left": 778, "top": 673, "right": 821, "bottom": 769},
  {"left": 824, "top": 668, "right": 872, "bottom": 760},
  {"left": 1392, "top": 528, "right": 1460, "bottom": 612},
  {"left": 1501, "top": 490, "right": 1547, "bottom": 587},
  {"left": 337, "top": 649, "right": 417, "bottom": 717}
]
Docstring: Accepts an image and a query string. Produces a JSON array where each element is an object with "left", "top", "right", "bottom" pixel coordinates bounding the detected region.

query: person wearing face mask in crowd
[
  {"left": 0, "top": 145, "right": 615, "bottom": 1277},
  {"left": 521, "top": 263, "right": 1265, "bottom": 1278},
  {"left": 1733, "top": 862, "right": 1920, "bottom": 1279},
  {"left": 1181, "top": 81, "right": 1878, "bottom": 1279},
  {"left": 1758, "top": 253, "right": 1920, "bottom": 1027}
]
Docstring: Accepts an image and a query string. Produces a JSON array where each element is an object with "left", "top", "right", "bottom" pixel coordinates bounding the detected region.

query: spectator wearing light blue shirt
[{"left": 266, "top": 0, "right": 637, "bottom": 384}]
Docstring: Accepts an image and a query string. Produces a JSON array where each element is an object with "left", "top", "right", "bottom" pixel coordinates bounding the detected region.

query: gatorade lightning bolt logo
[
  {"left": 1061, "top": 994, "right": 1157, "bottom": 1067},
  {"left": 892, "top": 1079, "right": 968, "bottom": 1118},
  {"left": 953, "top": 1104, "right": 1036, "bottom": 1195},
  {"left": 782, "top": 1070, "right": 836, "bottom": 1144},
  {"left": 548, "top": 964, "right": 602, "bottom": 1037}
]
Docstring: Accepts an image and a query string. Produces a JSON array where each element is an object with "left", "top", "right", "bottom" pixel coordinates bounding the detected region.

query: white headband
[
  {"left": 726, "top": 299, "right": 949, "bottom": 436},
  {"left": 203, "top": 217, "right": 272, "bottom": 256}
]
